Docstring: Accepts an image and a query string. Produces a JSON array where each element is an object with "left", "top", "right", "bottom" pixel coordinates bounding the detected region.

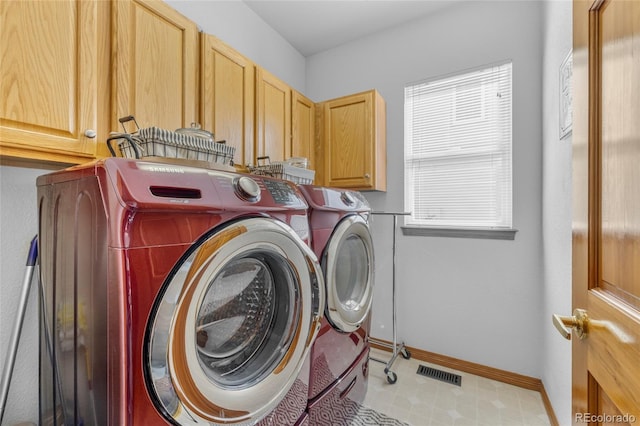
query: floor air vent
[{"left": 416, "top": 365, "right": 462, "bottom": 386}]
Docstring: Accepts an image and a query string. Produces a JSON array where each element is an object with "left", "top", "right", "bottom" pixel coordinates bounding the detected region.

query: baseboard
[
  {"left": 538, "top": 384, "right": 560, "bottom": 426},
  {"left": 369, "top": 339, "right": 559, "bottom": 426}
]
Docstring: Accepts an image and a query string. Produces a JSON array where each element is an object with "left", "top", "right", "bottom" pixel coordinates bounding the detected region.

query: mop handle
[{"left": 0, "top": 236, "right": 38, "bottom": 424}]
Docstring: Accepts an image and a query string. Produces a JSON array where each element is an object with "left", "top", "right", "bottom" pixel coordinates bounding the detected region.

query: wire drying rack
[
  {"left": 369, "top": 211, "right": 412, "bottom": 384},
  {"left": 247, "top": 156, "right": 315, "bottom": 184},
  {"left": 106, "top": 115, "right": 235, "bottom": 166}
]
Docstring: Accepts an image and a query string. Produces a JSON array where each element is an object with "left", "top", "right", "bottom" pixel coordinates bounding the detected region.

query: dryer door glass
[
  {"left": 335, "top": 235, "right": 368, "bottom": 309},
  {"left": 324, "top": 215, "right": 374, "bottom": 333},
  {"left": 146, "top": 218, "right": 324, "bottom": 426}
]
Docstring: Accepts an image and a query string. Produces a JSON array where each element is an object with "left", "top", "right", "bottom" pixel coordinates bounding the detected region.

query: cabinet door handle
[
  {"left": 84, "top": 129, "right": 97, "bottom": 139},
  {"left": 364, "top": 173, "right": 370, "bottom": 179}
]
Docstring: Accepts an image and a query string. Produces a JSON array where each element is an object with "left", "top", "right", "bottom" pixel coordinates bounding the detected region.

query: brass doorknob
[{"left": 553, "top": 308, "right": 589, "bottom": 340}]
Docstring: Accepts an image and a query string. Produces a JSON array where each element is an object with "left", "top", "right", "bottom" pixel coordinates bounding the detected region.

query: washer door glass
[
  {"left": 323, "top": 215, "right": 374, "bottom": 333},
  {"left": 146, "top": 218, "right": 324, "bottom": 425},
  {"left": 196, "top": 254, "right": 293, "bottom": 388}
]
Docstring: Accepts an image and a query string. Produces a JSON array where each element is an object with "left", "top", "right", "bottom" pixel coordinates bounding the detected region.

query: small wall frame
[{"left": 559, "top": 50, "right": 573, "bottom": 140}]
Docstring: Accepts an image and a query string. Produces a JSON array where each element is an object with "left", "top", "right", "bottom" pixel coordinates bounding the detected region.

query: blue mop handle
[
  {"left": 0, "top": 236, "right": 38, "bottom": 424},
  {"left": 26, "top": 235, "right": 38, "bottom": 266}
]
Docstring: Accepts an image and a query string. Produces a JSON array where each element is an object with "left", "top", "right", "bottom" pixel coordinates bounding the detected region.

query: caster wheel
[
  {"left": 386, "top": 371, "right": 398, "bottom": 384},
  {"left": 401, "top": 348, "right": 411, "bottom": 360}
]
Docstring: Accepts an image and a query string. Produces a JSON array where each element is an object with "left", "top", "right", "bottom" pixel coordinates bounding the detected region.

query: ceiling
[{"left": 243, "top": 0, "right": 460, "bottom": 57}]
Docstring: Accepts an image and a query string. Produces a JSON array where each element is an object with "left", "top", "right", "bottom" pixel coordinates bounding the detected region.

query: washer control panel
[
  {"left": 263, "top": 179, "right": 302, "bottom": 205},
  {"left": 231, "top": 175, "right": 303, "bottom": 206}
]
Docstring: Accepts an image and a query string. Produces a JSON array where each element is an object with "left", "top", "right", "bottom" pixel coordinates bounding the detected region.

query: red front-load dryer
[
  {"left": 37, "top": 158, "right": 324, "bottom": 426},
  {"left": 297, "top": 185, "right": 374, "bottom": 425}
]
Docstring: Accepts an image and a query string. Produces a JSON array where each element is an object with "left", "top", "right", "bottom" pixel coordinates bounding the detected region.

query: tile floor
[{"left": 362, "top": 348, "right": 551, "bottom": 426}]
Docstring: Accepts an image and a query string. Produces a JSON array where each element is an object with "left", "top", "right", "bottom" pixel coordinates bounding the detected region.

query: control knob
[
  {"left": 234, "top": 176, "right": 261, "bottom": 202},
  {"left": 340, "top": 191, "right": 356, "bottom": 206}
]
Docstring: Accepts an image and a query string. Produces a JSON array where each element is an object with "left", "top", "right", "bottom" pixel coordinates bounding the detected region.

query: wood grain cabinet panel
[
  {"left": 255, "top": 68, "right": 291, "bottom": 163},
  {"left": 0, "top": 0, "right": 384, "bottom": 181},
  {"left": 200, "top": 35, "right": 255, "bottom": 167},
  {"left": 113, "top": 0, "right": 198, "bottom": 134},
  {"left": 292, "top": 91, "right": 316, "bottom": 172},
  {"left": 322, "top": 90, "right": 386, "bottom": 191},
  {"left": 0, "top": 0, "right": 98, "bottom": 163}
]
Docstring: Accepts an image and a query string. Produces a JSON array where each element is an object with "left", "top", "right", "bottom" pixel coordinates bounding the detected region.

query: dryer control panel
[{"left": 297, "top": 184, "right": 370, "bottom": 213}]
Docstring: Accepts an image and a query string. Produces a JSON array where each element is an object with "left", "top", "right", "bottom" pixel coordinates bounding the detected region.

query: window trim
[{"left": 401, "top": 225, "right": 518, "bottom": 240}]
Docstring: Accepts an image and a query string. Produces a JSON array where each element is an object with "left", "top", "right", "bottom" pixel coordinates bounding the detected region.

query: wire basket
[
  {"left": 248, "top": 156, "right": 315, "bottom": 184},
  {"left": 106, "top": 117, "right": 235, "bottom": 166}
]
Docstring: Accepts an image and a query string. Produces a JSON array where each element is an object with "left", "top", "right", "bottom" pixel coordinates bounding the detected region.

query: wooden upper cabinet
[
  {"left": 322, "top": 90, "right": 386, "bottom": 191},
  {"left": 255, "top": 68, "right": 291, "bottom": 163},
  {"left": 0, "top": 0, "right": 98, "bottom": 163},
  {"left": 201, "top": 35, "right": 255, "bottom": 167},
  {"left": 113, "top": 0, "right": 198, "bottom": 134},
  {"left": 292, "top": 91, "right": 316, "bottom": 171}
]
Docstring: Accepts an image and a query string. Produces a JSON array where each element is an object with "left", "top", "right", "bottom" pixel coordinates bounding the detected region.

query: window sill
[{"left": 401, "top": 226, "right": 518, "bottom": 240}]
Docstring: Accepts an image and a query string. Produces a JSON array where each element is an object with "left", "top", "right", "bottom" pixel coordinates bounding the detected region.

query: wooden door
[
  {"left": 255, "top": 68, "right": 291, "bottom": 163},
  {"left": 323, "top": 90, "right": 386, "bottom": 191},
  {"left": 324, "top": 91, "right": 372, "bottom": 189},
  {"left": 292, "top": 90, "right": 315, "bottom": 171},
  {"left": 570, "top": 0, "right": 640, "bottom": 422},
  {"left": 114, "top": 0, "right": 198, "bottom": 133},
  {"left": 0, "top": 0, "right": 98, "bottom": 163},
  {"left": 201, "top": 35, "right": 255, "bottom": 167}
]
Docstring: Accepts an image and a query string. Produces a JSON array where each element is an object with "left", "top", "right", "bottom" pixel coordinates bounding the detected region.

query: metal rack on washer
[{"left": 369, "top": 211, "right": 411, "bottom": 384}]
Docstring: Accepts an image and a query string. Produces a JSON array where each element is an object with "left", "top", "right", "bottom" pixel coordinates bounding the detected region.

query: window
[{"left": 404, "top": 61, "right": 513, "bottom": 236}]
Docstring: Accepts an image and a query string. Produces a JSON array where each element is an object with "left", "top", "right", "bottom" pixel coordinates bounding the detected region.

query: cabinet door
[
  {"left": 255, "top": 68, "right": 291, "bottom": 163},
  {"left": 323, "top": 90, "right": 386, "bottom": 191},
  {"left": 201, "top": 35, "right": 255, "bottom": 167},
  {"left": 114, "top": 0, "right": 198, "bottom": 133},
  {"left": 0, "top": 0, "right": 98, "bottom": 163},
  {"left": 292, "top": 91, "right": 315, "bottom": 171}
]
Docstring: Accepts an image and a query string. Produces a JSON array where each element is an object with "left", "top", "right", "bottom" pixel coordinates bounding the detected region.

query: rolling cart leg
[{"left": 369, "top": 212, "right": 412, "bottom": 384}]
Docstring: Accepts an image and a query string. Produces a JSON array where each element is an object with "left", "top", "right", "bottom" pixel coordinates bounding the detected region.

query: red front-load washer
[
  {"left": 37, "top": 158, "right": 324, "bottom": 426},
  {"left": 297, "top": 185, "right": 374, "bottom": 424}
]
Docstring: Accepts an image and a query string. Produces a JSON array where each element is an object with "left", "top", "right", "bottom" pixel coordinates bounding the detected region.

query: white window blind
[{"left": 404, "top": 61, "right": 512, "bottom": 229}]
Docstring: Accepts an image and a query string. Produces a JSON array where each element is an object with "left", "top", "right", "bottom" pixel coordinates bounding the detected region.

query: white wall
[
  {"left": 166, "top": 0, "right": 307, "bottom": 93},
  {"left": 307, "top": 1, "right": 545, "bottom": 379},
  {"left": 541, "top": 1, "right": 573, "bottom": 424},
  {"left": 0, "top": 165, "right": 51, "bottom": 425}
]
